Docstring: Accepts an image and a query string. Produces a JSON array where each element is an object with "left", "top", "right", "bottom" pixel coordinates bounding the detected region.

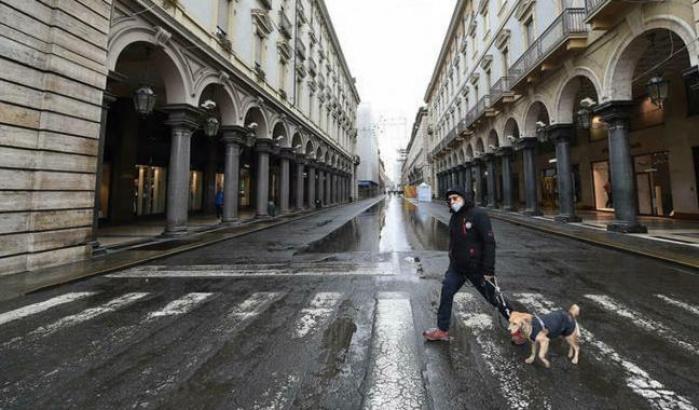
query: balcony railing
[
  {"left": 476, "top": 95, "right": 491, "bottom": 118},
  {"left": 584, "top": 0, "right": 607, "bottom": 16},
  {"left": 490, "top": 76, "right": 512, "bottom": 104},
  {"left": 508, "top": 8, "right": 587, "bottom": 87}
]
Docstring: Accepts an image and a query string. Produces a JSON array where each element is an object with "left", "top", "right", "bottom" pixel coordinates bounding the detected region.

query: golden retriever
[{"left": 508, "top": 305, "right": 580, "bottom": 368}]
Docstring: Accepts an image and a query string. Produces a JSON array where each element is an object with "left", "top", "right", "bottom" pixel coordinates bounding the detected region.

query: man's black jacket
[{"left": 448, "top": 201, "right": 496, "bottom": 276}]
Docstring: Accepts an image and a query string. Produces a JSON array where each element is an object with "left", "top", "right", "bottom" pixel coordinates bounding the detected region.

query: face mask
[{"left": 450, "top": 200, "right": 464, "bottom": 213}]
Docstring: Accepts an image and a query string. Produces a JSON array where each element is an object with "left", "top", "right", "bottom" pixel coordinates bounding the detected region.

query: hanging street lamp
[
  {"left": 203, "top": 116, "right": 221, "bottom": 138},
  {"left": 646, "top": 74, "right": 669, "bottom": 108},
  {"left": 133, "top": 85, "right": 157, "bottom": 116}
]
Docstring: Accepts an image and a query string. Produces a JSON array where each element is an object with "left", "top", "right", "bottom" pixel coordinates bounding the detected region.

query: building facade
[
  {"left": 356, "top": 103, "right": 382, "bottom": 198},
  {"left": 402, "top": 107, "right": 430, "bottom": 190},
  {"left": 425, "top": 0, "right": 699, "bottom": 232},
  {"left": 0, "top": 0, "right": 360, "bottom": 276}
]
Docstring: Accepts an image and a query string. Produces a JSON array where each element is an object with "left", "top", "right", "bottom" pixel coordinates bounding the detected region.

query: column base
[
  {"left": 89, "top": 241, "right": 107, "bottom": 257},
  {"left": 255, "top": 214, "right": 272, "bottom": 220},
  {"left": 522, "top": 210, "right": 542, "bottom": 217},
  {"left": 555, "top": 215, "right": 582, "bottom": 223},
  {"left": 221, "top": 218, "right": 240, "bottom": 226},
  {"left": 162, "top": 227, "right": 188, "bottom": 237},
  {"left": 607, "top": 222, "right": 648, "bottom": 234},
  {"left": 502, "top": 206, "right": 515, "bottom": 212}
]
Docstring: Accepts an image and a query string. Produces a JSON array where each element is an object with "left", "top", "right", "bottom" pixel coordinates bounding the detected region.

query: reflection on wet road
[{"left": 1, "top": 195, "right": 698, "bottom": 409}]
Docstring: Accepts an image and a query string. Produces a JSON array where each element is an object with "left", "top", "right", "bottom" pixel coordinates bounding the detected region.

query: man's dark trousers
[{"left": 437, "top": 268, "right": 513, "bottom": 331}]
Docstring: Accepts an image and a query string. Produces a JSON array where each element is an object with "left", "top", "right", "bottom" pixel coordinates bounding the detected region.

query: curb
[{"left": 6, "top": 197, "right": 385, "bottom": 301}]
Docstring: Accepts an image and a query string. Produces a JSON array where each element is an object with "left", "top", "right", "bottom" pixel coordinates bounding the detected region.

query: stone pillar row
[
  {"left": 157, "top": 105, "right": 349, "bottom": 235},
  {"left": 434, "top": 100, "right": 645, "bottom": 233}
]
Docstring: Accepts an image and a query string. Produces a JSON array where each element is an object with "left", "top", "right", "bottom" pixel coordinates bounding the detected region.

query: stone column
[
  {"left": 594, "top": 101, "right": 647, "bottom": 233},
  {"left": 307, "top": 164, "right": 316, "bottom": 207},
  {"left": 334, "top": 173, "right": 340, "bottom": 203},
  {"left": 547, "top": 124, "right": 581, "bottom": 222},
  {"left": 295, "top": 156, "right": 306, "bottom": 210},
  {"left": 317, "top": 168, "right": 325, "bottom": 206},
  {"left": 162, "top": 105, "right": 202, "bottom": 236},
  {"left": 484, "top": 153, "right": 497, "bottom": 208},
  {"left": 255, "top": 138, "right": 273, "bottom": 218},
  {"left": 325, "top": 168, "right": 332, "bottom": 205},
  {"left": 279, "top": 148, "right": 294, "bottom": 214},
  {"left": 220, "top": 126, "right": 246, "bottom": 224},
  {"left": 496, "top": 147, "right": 514, "bottom": 211},
  {"left": 463, "top": 163, "right": 473, "bottom": 197},
  {"left": 203, "top": 138, "right": 218, "bottom": 214},
  {"left": 471, "top": 160, "right": 483, "bottom": 206},
  {"left": 517, "top": 137, "right": 542, "bottom": 216}
]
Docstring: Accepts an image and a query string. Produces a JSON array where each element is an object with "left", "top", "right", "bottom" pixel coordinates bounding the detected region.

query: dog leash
[{"left": 484, "top": 277, "right": 512, "bottom": 331}]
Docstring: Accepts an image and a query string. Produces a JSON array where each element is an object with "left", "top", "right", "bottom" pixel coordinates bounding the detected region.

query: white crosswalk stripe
[
  {"left": 0, "top": 292, "right": 97, "bottom": 326},
  {"left": 455, "top": 292, "right": 550, "bottom": 410},
  {"left": 3, "top": 293, "right": 149, "bottom": 348},
  {"left": 146, "top": 293, "right": 214, "bottom": 320},
  {"left": 516, "top": 293, "right": 696, "bottom": 410},
  {"left": 363, "top": 296, "right": 426, "bottom": 410},
  {"left": 655, "top": 294, "right": 699, "bottom": 318},
  {"left": 108, "top": 265, "right": 396, "bottom": 278},
  {"left": 585, "top": 294, "right": 699, "bottom": 356},
  {"left": 292, "top": 292, "right": 342, "bottom": 338}
]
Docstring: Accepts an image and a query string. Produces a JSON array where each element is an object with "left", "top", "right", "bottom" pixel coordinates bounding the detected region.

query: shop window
[
  {"left": 630, "top": 96, "right": 664, "bottom": 131},
  {"left": 134, "top": 165, "right": 167, "bottom": 216},
  {"left": 634, "top": 152, "right": 673, "bottom": 216},
  {"left": 592, "top": 161, "right": 613, "bottom": 211},
  {"left": 189, "top": 170, "right": 204, "bottom": 211}
]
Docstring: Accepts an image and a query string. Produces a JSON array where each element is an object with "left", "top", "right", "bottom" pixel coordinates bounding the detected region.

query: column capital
[
  {"left": 482, "top": 152, "right": 495, "bottom": 162},
  {"left": 495, "top": 146, "right": 514, "bottom": 157},
  {"left": 278, "top": 147, "right": 296, "bottom": 160},
  {"left": 295, "top": 154, "right": 307, "bottom": 165},
  {"left": 546, "top": 123, "right": 576, "bottom": 144},
  {"left": 515, "top": 136, "right": 538, "bottom": 151},
  {"left": 162, "top": 104, "right": 203, "bottom": 131},
  {"left": 255, "top": 138, "right": 275, "bottom": 153},
  {"left": 221, "top": 125, "right": 248, "bottom": 146},
  {"left": 593, "top": 100, "right": 633, "bottom": 125}
]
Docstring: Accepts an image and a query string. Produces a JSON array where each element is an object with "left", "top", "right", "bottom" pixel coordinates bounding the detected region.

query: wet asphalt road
[{"left": 1, "top": 196, "right": 698, "bottom": 410}]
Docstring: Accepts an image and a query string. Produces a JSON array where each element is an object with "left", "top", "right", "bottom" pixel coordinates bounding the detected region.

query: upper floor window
[{"left": 524, "top": 17, "right": 535, "bottom": 48}]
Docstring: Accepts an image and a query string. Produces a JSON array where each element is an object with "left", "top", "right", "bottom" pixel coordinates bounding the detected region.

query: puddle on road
[{"left": 302, "top": 197, "right": 449, "bottom": 254}]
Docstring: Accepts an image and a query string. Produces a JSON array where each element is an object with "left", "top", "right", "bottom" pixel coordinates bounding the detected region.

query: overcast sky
[{"left": 324, "top": 0, "right": 456, "bottom": 181}]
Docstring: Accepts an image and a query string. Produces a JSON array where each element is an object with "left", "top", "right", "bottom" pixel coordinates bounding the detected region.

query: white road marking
[
  {"left": 292, "top": 292, "right": 342, "bottom": 338},
  {"left": 585, "top": 294, "right": 699, "bottom": 356},
  {"left": 3, "top": 293, "right": 149, "bottom": 348},
  {"left": 363, "top": 298, "right": 425, "bottom": 409},
  {"left": 107, "top": 268, "right": 395, "bottom": 278},
  {"left": 656, "top": 294, "right": 699, "bottom": 318},
  {"left": 146, "top": 293, "right": 214, "bottom": 320},
  {"left": 454, "top": 292, "right": 548, "bottom": 410},
  {"left": 0, "top": 292, "right": 97, "bottom": 326},
  {"left": 516, "top": 293, "right": 696, "bottom": 410}
]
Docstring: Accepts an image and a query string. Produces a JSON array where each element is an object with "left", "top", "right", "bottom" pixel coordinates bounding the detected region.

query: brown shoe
[{"left": 423, "top": 328, "right": 449, "bottom": 341}]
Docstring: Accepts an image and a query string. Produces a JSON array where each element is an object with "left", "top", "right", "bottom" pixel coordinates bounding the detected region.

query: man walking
[{"left": 423, "top": 188, "right": 524, "bottom": 344}]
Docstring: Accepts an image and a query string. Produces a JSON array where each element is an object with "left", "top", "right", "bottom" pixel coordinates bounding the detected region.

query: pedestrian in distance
[
  {"left": 215, "top": 187, "right": 224, "bottom": 220},
  {"left": 423, "top": 188, "right": 526, "bottom": 345}
]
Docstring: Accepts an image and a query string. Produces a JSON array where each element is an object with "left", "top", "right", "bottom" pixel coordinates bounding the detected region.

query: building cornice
[
  {"left": 424, "top": 0, "right": 470, "bottom": 102},
  {"left": 316, "top": 0, "right": 361, "bottom": 103}
]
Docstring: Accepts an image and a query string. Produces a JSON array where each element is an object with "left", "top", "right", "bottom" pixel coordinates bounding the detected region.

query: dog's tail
[{"left": 568, "top": 304, "right": 580, "bottom": 318}]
